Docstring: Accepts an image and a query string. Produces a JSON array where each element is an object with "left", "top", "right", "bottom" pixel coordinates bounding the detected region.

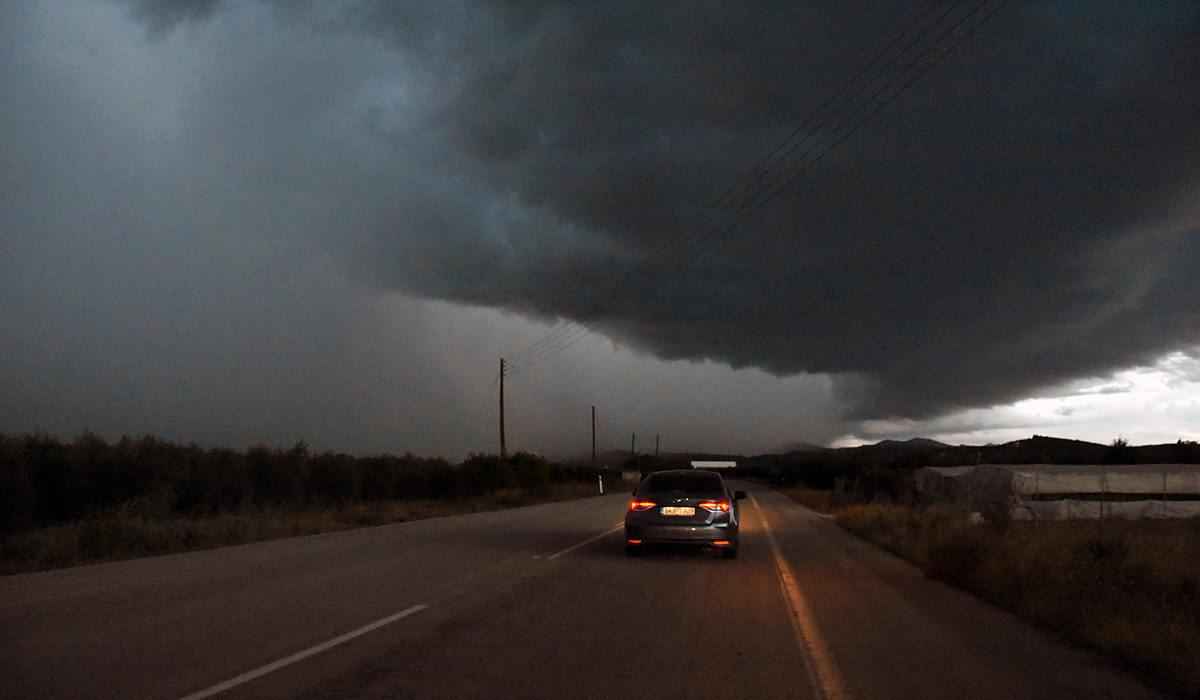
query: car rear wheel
[
  {"left": 625, "top": 544, "right": 643, "bottom": 557},
  {"left": 722, "top": 546, "right": 738, "bottom": 559}
]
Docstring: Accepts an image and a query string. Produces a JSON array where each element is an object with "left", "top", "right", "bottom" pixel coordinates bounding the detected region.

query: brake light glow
[
  {"left": 699, "top": 501, "right": 730, "bottom": 512},
  {"left": 713, "top": 540, "right": 731, "bottom": 546},
  {"left": 627, "top": 539, "right": 643, "bottom": 544},
  {"left": 629, "top": 500, "right": 657, "bottom": 511}
]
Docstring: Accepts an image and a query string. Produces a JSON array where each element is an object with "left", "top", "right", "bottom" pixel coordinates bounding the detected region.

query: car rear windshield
[{"left": 639, "top": 472, "right": 725, "bottom": 496}]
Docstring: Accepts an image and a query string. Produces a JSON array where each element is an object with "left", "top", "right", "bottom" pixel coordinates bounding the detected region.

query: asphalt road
[{"left": 1, "top": 482, "right": 1173, "bottom": 700}]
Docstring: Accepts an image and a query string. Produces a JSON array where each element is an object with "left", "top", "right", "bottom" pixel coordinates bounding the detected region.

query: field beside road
[{"left": 790, "top": 489, "right": 1200, "bottom": 698}]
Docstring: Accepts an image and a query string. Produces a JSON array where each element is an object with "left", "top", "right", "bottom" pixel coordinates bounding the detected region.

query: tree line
[{"left": 0, "top": 433, "right": 617, "bottom": 537}]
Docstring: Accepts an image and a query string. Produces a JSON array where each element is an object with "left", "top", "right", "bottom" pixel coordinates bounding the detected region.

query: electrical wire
[
  {"left": 503, "top": 368, "right": 639, "bottom": 456},
  {"left": 509, "top": 0, "right": 1010, "bottom": 373},
  {"left": 506, "top": 1, "right": 967, "bottom": 369}
]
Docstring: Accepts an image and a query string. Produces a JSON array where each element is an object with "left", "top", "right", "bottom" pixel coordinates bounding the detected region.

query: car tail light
[
  {"left": 627, "top": 539, "right": 643, "bottom": 544},
  {"left": 713, "top": 540, "right": 731, "bottom": 546},
  {"left": 629, "top": 500, "right": 657, "bottom": 511},
  {"left": 699, "top": 501, "right": 730, "bottom": 512}
]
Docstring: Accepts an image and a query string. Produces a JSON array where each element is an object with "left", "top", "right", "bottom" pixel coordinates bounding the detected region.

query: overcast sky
[{"left": 2, "top": 0, "right": 1199, "bottom": 460}]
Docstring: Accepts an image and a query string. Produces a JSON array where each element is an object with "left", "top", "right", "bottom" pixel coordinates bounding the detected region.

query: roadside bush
[
  {"left": 923, "top": 517, "right": 994, "bottom": 587},
  {"left": 247, "top": 444, "right": 308, "bottom": 506},
  {"left": 835, "top": 503, "right": 924, "bottom": 561},
  {"left": 360, "top": 455, "right": 403, "bottom": 500},
  {"left": 789, "top": 487, "right": 855, "bottom": 513},
  {"left": 308, "top": 452, "right": 361, "bottom": 505},
  {"left": 0, "top": 433, "right": 608, "bottom": 570},
  {"left": 0, "top": 437, "right": 36, "bottom": 533},
  {"left": 458, "top": 453, "right": 510, "bottom": 495},
  {"left": 506, "top": 452, "right": 553, "bottom": 494},
  {"left": 175, "top": 447, "right": 251, "bottom": 515},
  {"left": 457, "top": 452, "right": 557, "bottom": 496}
]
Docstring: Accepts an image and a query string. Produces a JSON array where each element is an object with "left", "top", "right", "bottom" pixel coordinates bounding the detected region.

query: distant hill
[
  {"left": 571, "top": 435, "right": 1200, "bottom": 470},
  {"left": 980, "top": 435, "right": 1108, "bottom": 464},
  {"left": 865, "top": 438, "right": 951, "bottom": 450}
]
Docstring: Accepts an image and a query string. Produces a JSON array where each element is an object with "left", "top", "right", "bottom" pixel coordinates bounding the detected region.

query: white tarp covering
[{"left": 914, "top": 464, "right": 1200, "bottom": 521}]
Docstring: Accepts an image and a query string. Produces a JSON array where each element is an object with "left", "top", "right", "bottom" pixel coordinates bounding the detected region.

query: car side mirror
[{"left": 735, "top": 491, "right": 746, "bottom": 500}]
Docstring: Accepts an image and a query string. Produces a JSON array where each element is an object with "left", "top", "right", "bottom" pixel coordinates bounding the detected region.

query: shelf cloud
[{"left": 3, "top": 0, "right": 1198, "bottom": 454}]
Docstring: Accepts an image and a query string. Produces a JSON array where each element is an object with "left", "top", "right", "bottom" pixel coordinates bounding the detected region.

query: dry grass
[
  {"left": 819, "top": 498, "right": 1200, "bottom": 698},
  {"left": 0, "top": 482, "right": 606, "bottom": 575},
  {"left": 787, "top": 487, "right": 861, "bottom": 513}
]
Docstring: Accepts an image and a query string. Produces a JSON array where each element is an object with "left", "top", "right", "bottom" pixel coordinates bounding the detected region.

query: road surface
[{"left": 1, "top": 482, "right": 1172, "bottom": 699}]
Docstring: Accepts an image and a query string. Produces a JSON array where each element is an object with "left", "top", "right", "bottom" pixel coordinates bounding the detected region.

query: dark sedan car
[{"left": 624, "top": 469, "right": 746, "bottom": 558}]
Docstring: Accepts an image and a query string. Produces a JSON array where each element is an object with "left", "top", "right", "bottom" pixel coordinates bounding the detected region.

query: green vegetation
[
  {"left": 790, "top": 490, "right": 1200, "bottom": 697},
  {"left": 0, "top": 432, "right": 617, "bottom": 573}
]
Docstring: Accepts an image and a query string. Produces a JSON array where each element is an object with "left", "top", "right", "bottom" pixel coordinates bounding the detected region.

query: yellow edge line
[{"left": 752, "top": 495, "right": 851, "bottom": 700}]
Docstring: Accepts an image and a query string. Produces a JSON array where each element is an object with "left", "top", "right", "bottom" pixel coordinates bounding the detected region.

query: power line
[
  {"left": 509, "top": 0, "right": 1010, "bottom": 373},
  {"left": 506, "top": 2, "right": 970, "bottom": 370},
  {"left": 505, "top": 369, "right": 588, "bottom": 416},
  {"left": 502, "top": 369, "right": 638, "bottom": 456},
  {"left": 703, "top": 0, "right": 971, "bottom": 217}
]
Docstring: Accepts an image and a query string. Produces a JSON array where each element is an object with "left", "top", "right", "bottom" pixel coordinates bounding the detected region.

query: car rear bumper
[{"left": 624, "top": 521, "right": 738, "bottom": 546}]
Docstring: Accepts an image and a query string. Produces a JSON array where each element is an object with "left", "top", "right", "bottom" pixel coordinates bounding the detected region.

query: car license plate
[{"left": 661, "top": 506, "right": 695, "bottom": 516}]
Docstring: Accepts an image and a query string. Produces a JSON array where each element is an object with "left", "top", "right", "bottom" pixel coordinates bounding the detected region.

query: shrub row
[{"left": 0, "top": 433, "right": 614, "bottom": 536}]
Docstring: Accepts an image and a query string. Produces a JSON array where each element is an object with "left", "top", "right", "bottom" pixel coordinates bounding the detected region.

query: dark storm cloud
[
  {"left": 118, "top": 0, "right": 221, "bottom": 33},
  {"left": 122, "top": 0, "right": 1200, "bottom": 421}
]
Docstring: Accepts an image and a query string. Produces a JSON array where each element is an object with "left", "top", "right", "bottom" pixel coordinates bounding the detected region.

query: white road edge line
[
  {"left": 176, "top": 604, "right": 428, "bottom": 700},
  {"left": 751, "top": 495, "right": 851, "bottom": 700},
  {"left": 547, "top": 524, "right": 624, "bottom": 560}
]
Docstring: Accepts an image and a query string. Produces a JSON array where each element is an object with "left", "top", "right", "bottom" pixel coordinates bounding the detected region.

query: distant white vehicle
[{"left": 690, "top": 460, "right": 737, "bottom": 470}]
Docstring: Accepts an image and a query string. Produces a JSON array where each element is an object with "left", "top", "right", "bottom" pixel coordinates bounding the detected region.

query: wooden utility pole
[
  {"left": 655, "top": 434, "right": 660, "bottom": 458},
  {"left": 499, "top": 358, "right": 507, "bottom": 459},
  {"left": 591, "top": 406, "right": 596, "bottom": 470}
]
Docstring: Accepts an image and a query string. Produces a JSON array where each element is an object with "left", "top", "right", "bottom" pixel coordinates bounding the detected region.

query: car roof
[{"left": 638, "top": 469, "right": 726, "bottom": 492}]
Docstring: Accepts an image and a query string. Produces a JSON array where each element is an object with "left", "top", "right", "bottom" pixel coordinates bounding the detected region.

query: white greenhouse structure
[{"left": 914, "top": 464, "right": 1200, "bottom": 521}]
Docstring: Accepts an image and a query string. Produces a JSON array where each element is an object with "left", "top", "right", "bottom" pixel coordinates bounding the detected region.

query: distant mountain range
[
  {"left": 856, "top": 437, "right": 951, "bottom": 450},
  {"left": 746, "top": 434, "right": 1200, "bottom": 466},
  {"left": 573, "top": 434, "right": 1200, "bottom": 468}
]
